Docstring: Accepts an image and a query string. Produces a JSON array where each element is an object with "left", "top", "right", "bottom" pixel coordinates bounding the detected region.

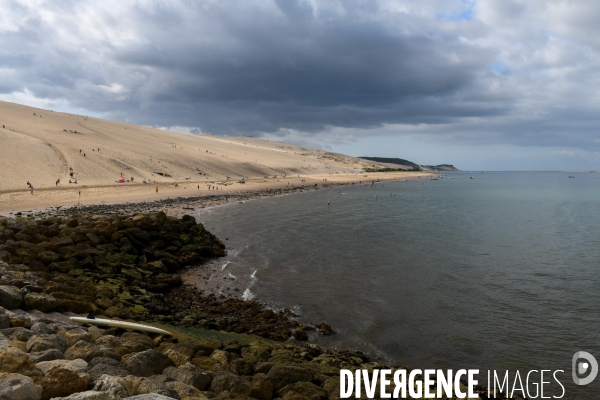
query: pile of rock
[
  {"left": 0, "top": 307, "right": 372, "bottom": 400},
  {"left": 0, "top": 212, "right": 324, "bottom": 341}
]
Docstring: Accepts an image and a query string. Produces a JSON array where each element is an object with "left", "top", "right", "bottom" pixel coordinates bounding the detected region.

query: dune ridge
[{"left": 0, "top": 100, "right": 431, "bottom": 212}]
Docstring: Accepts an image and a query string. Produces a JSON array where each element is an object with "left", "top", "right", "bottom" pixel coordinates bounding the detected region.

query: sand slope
[
  {"left": 0, "top": 100, "right": 382, "bottom": 190},
  {"left": 0, "top": 100, "right": 430, "bottom": 212}
]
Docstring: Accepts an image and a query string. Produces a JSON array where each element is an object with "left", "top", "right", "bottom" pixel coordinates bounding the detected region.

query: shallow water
[{"left": 195, "top": 171, "right": 600, "bottom": 398}]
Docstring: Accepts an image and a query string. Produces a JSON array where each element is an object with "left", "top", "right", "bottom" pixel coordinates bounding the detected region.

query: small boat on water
[{"left": 569, "top": 176, "right": 575, "bottom": 178}]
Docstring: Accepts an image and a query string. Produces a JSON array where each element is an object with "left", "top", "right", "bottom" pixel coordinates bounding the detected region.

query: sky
[{"left": 1, "top": 0, "right": 599, "bottom": 170}]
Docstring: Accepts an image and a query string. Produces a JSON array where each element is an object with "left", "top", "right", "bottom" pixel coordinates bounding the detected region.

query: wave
[{"left": 242, "top": 288, "right": 255, "bottom": 301}]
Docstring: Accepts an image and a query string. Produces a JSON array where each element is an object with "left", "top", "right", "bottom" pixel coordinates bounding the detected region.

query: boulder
[
  {"left": 251, "top": 373, "right": 275, "bottom": 400},
  {"left": 0, "top": 312, "right": 10, "bottom": 329},
  {"left": 163, "top": 364, "right": 212, "bottom": 390},
  {"left": 164, "top": 380, "right": 208, "bottom": 399},
  {"left": 0, "top": 373, "right": 42, "bottom": 400},
  {"left": 64, "top": 340, "right": 120, "bottom": 362},
  {"left": 95, "top": 335, "right": 146, "bottom": 357},
  {"left": 36, "top": 367, "right": 89, "bottom": 400},
  {"left": 26, "top": 334, "right": 66, "bottom": 353},
  {"left": 88, "top": 356, "right": 124, "bottom": 369},
  {"left": 87, "top": 362, "right": 130, "bottom": 382},
  {"left": 0, "top": 285, "right": 22, "bottom": 309},
  {"left": 122, "top": 395, "right": 177, "bottom": 400},
  {"left": 278, "top": 381, "right": 328, "bottom": 400},
  {"left": 52, "top": 390, "right": 110, "bottom": 400},
  {"left": 58, "top": 327, "right": 91, "bottom": 348},
  {"left": 0, "top": 347, "right": 36, "bottom": 373},
  {"left": 2, "top": 326, "right": 35, "bottom": 342},
  {"left": 120, "top": 332, "right": 154, "bottom": 351},
  {"left": 22, "top": 293, "right": 57, "bottom": 312},
  {"left": 266, "top": 364, "right": 313, "bottom": 391},
  {"left": 210, "top": 371, "right": 252, "bottom": 395},
  {"left": 123, "top": 349, "right": 173, "bottom": 377},
  {"left": 212, "top": 392, "right": 255, "bottom": 400},
  {"left": 192, "top": 337, "right": 222, "bottom": 357},
  {"left": 254, "top": 362, "right": 275, "bottom": 375},
  {"left": 36, "top": 358, "right": 88, "bottom": 374},
  {"left": 93, "top": 375, "right": 178, "bottom": 399},
  {"left": 29, "top": 349, "right": 64, "bottom": 363},
  {"left": 30, "top": 322, "right": 49, "bottom": 334}
]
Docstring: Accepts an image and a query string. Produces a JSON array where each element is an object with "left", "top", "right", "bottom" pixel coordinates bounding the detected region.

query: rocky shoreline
[{"left": 0, "top": 212, "right": 513, "bottom": 399}]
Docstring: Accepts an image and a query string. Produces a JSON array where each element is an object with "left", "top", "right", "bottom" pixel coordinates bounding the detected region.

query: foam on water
[{"left": 242, "top": 288, "right": 255, "bottom": 301}]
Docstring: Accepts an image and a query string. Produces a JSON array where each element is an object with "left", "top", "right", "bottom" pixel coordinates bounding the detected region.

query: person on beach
[
  {"left": 156, "top": 187, "right": 158, "bottom": 193},
  {"left": 30, "top": 185, "right": 34, "bottom": 195}
]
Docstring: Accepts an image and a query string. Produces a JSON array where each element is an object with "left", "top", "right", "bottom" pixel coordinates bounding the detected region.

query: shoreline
[{"left": 0, "top": 171, "right": 434, "bottom": 216}]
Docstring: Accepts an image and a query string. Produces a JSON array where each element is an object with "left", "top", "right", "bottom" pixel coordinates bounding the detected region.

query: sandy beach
[{"left": 0, "top": 100, "right": 432, "bottom": 214}]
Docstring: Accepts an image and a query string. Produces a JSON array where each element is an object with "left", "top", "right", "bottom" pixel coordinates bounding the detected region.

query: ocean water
[{"left": 195, "top": 172, "right": 600, "bottom": 398}]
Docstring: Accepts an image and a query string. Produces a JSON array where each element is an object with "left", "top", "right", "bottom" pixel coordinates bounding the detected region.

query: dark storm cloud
[{"left": 1, "top": 0, "right": 600, "bottom": 156}]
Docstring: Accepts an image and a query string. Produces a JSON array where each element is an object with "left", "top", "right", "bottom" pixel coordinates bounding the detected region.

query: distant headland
[{"left": 359, "top": 157, "right": 460, "bottom": 172}]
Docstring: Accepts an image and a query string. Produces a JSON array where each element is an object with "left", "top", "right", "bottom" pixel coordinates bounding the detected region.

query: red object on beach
[{"left": 118, "top": 178, "right": 125, "bottom": 183}]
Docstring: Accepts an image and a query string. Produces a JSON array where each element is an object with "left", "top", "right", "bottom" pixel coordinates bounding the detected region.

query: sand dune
[{"left": 0, "top": 100, "right": 430, "bottom": 212}]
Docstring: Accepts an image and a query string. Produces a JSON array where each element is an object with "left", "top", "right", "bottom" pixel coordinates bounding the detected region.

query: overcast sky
[{"left": 1, "top": 0, "right": 599, "bottom": 170}]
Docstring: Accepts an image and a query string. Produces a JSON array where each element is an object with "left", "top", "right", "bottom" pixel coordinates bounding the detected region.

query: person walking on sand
[
  {"left": 29, "top": 185, "right": 34, "bottom": 195},
  {"left": 156, "top": 187, "right": 158, "bottom": 193}
]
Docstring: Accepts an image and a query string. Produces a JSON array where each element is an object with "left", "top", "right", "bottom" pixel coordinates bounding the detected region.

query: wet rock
[
  {"left": 266, "top": 364, "right": 313, "bottom": 391},
  {"left": 163, "top": 364, "right": 212, "bottom": 390},
  {"left": 22, "top": 293, "right": 58, "bottom": 313},
  {"left": 35, "top": 368, "right": 89, "bottom": 400},
  {"left": 123, "top": 349, "right": 174, "bottom": 377},
  {"left": 64, "top": 340, "right": 120, "bottom": 362},
  {"left": 0, "top": 285, "right": 22, "bottom": 309},
  {"left": 26, "top": 334, "right": 66, "bottom": 353},
  {"left": 317, "top": 324, "right": 334, "bottom": 336},
  {"left": 28, "top": 349, "right": 64, "bottom": 363},
  {"left": 0, "top": 347, "right": 36, "bottom": 373},
  {"left": 0, "top": 373, "right": 42, "bottom": 400},
  {"left": 210, "top": 371, "right": 252, "bottom": 395}
]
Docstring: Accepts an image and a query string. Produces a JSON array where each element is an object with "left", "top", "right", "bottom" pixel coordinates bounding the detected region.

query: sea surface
[{"left": 194, "top": 171, "right": 600, "bottom": 398}]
